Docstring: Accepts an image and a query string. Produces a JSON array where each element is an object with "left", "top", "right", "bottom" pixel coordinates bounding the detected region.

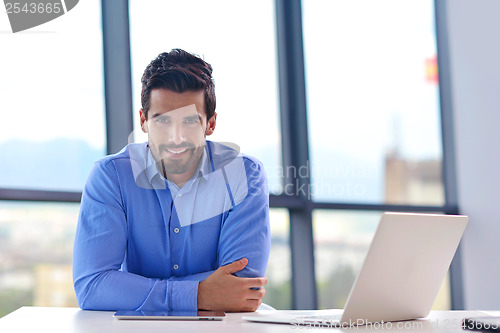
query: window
[
  {"left": 0, "top": 0, "right": 459, "bottom": 315},
  {"left": 263, "top": 208, "right": 292, "bottom": 309},
  {"left": 0, "top": 201, "right": 79, "bottom": 317},
  {"left": 0, "top": 0, "right": 104, "bottom": 317},
  {"left": 302, "top": 0, "right": 444, "bottom": 205},
  {"left": 313, "top": 209, "right": 451, "bottom": 310},
  {"left": 0, "top": 0, "right": 106, "bottom": 192},
  {"left": 129, "top": 0, "right": 282, "bottom": 193},
  {"left": 313, "top": 210, "right": 379, "bottom": 309},
  {"left": 129, "top": 0, "right": 290, "bottom": 308}
]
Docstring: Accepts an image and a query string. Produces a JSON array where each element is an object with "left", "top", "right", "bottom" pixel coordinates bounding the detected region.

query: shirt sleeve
[
  {"left": 217, "top": 158, "right": 271, "bottom": 278},
  {"left": 72, "top": 160, "right": 201, "bottom": 311}
]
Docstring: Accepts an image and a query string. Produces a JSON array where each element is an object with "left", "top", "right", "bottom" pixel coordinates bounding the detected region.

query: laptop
[{"left": 244, "top": 212, "right": 468, "bottom": 327}]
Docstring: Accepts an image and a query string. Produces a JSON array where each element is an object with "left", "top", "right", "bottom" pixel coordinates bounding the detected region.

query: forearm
[
  {"left": 74, "top": 269, "right": 201, "bottom": 311},
  {"left": 167, "top": 270, "right": 214, "bottom": 282},
  {"left": 218, "top": 174, "right": 270, "bottom": 278}
]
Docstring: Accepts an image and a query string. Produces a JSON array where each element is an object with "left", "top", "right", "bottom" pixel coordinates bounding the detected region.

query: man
[{"left": 73, "top": 49, "right": 270, "bottom": 312}]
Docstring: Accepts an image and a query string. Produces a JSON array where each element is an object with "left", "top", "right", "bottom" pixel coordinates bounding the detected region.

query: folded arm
[
  {"left": 73, "top": 157, "right": 270, "bottom": 312},
  {"left": 198, "top": 158, "right": 271, "bottom": 311},
  {"left": 73, "top": 161, "right": 209, "bottom": 311}
]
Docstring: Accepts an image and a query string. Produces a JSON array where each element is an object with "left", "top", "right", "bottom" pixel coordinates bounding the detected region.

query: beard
[{"left": 152, "top": 142, "right": 205, "bottom": 177}]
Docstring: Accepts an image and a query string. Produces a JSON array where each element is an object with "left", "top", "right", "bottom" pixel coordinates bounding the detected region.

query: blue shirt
[{"left": 72, "top": 141, "right": 270, "bottom": 311}]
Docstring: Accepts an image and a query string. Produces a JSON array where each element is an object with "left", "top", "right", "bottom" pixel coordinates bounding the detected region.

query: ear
[
  {"left": 205, "top": 112, "right": 217, "bottom": 136},
  {"left": 139, "top": 109, "right": 148, "bottom": 133}
]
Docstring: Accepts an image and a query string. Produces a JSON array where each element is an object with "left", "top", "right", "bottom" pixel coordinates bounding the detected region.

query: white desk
[{"left": 0, "top": 307, "right": 498, "bottom": 333}]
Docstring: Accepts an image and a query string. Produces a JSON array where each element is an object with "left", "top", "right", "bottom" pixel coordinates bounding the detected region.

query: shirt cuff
[{"left": 168, "top": 280, "right": 199, "bottom": 311}]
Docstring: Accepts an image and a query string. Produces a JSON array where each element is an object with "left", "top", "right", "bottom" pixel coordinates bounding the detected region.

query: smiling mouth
[{"left": 166, "top": 148, "right": 188, "bottom": 154}]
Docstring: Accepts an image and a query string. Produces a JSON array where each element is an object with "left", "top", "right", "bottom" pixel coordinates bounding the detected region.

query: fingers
[
  {"left": 240, "top": 276, "right": 268, "bottom": 289},
  {"left": 247, "top": 286, "right": 266, "bottom": 300},
  {"left": 220, "top": 258, "right": 248, "bottom": 275},
  {"left": 202, "top": 259, "right": 268, "bottom": 313},
  {"left": 240, "top": 299, "right": 263, "bottom": 312}
]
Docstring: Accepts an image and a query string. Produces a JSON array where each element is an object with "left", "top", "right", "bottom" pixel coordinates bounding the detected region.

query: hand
[{"left": 197, "top": 258, "right": 267, "bottom": 312}]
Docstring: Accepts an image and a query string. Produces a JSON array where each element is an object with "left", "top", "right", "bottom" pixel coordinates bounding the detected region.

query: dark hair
[{"left": 141, "top": 49, "right": 216, "bottom": 120}]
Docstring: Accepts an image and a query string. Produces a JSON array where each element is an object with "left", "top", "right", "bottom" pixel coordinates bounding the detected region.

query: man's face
[{"left": 140, "top": 89, "right": 216, "bottom": 177}]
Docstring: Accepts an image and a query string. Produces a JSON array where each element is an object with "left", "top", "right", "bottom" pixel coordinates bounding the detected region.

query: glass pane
[
  {"left": 0, "top": 202, "right": 79, "bottom": 318},
  {"left": 263, "top": 208, "right": 292, "bottom": 309},
  {"left": 0, "top": 0, "right": 106, "bottom": 192},
  {"left": 129, "top": 0, "right": 282, "bottom": 194},
  {"left": 313, "top": 210, "right": 450, "bottom": 310},
  {"left": 302, "top": 0, "right": 444, "bottom": 205}
]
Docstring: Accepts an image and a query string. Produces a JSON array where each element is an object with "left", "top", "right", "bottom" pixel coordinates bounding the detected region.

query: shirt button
[
  {"left": 178, "top": 193, "right": 183, "bottom": 197},
  {"left": 173, "top": 264, "right": 179, "bottom": 270},
  {"left": 174, "top": 228, "right": 180, "bottom": 234}
]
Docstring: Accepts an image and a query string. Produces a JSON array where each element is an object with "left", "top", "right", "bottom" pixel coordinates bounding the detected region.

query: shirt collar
[{"left": 145, "top": 143, "right": 211, "bottom": 186}]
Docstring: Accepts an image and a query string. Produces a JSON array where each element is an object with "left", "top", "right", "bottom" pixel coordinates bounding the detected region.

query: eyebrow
[
  {"left": 185, "top": 115, "right": 202, "bottom": 121},
  {"left": 151, "top": 114, "right": 201, "bottom": 121},
  {"left": 151, "top": 112, "right": 164, "bottom": 119}
]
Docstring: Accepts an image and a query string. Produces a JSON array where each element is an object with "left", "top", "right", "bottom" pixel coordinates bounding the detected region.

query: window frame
[{"left": 0, "top": 0, "right": 462, "bottom": 310}]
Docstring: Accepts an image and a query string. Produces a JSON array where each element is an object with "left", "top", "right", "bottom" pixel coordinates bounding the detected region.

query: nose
[{"left": 168, "top": 122, "right": 185, "bottom": 145}]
